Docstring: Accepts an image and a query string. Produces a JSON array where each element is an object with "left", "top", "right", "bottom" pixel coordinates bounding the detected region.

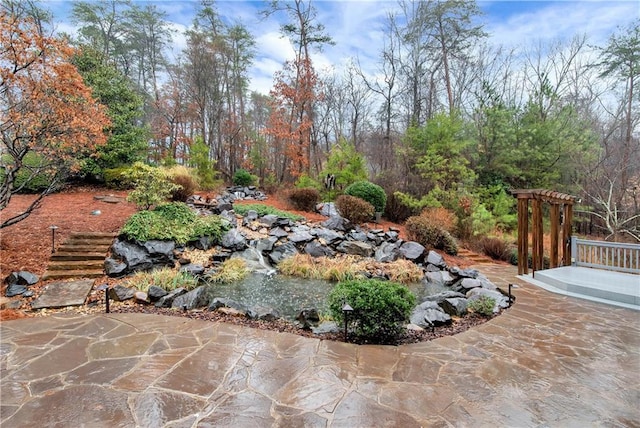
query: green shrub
[
  {"left": 384, "top": 192, "right": 419, "bottom": 223},
  {"left": 335, "top": 195, "right": 375, "bottom": 224},
  {"left": 467, "top": 295, "right": 495, "bottom": 316},
  {"left": 287, "top": 187, "right": 320, "bottom": 212},
  {"left": 121, "top": 202, "right": 228, "bottom": 244},
  {"left": 170, "top": 174, "right": 197, "bottom": 202},
  {"left": 123, "top": 162, "right": 179, "bottom": 210},
  {"left": 233, "top": 169, "right": 257, "bottom": 186},
  {"left": 328, "top": 279, "right": 416, "bottom": 344},
  {"left": 405, "top": 214, "right": 458, "bottom": 255},
  {"left": 344, "top": 181, "right": 387, "bottom": 213},
  {"left": 104, "top": 167, "right": 133, "bottom": 189},
  {"left": 295, "top": 174, "right": 322, "bottom": 190},
  {"left": 233, "top": 203, "right": 304, "bottom": 221}
]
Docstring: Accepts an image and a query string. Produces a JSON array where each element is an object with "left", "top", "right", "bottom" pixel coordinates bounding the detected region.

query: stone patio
[{"left": 1, "top": 264, "right": 639, "bottom": 426}]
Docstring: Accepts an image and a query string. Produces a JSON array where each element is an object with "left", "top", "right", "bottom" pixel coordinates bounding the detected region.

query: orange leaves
[{"left": 1, "top": 11, "right": 110, "bottom": 164}]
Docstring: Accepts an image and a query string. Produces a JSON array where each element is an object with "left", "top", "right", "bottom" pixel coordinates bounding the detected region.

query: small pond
[{"left": 205, "top": 273, "right": 448, "bottom": 320}]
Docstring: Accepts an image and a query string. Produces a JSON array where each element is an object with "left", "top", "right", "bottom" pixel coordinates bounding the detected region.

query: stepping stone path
[{"left": 42, "top": 232, "right": 117, "bottom": 280}]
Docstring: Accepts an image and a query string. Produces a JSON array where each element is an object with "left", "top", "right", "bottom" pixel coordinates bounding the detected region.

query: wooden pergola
[{"left": 511, "top": 189, "right": 577, "bottom": 275}]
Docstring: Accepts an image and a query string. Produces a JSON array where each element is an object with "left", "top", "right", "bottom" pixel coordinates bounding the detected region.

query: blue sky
[{"left": 46, "top": 0, "right": 639, "bottom": 94}]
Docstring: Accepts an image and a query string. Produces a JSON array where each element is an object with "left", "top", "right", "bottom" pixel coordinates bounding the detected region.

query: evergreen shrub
[
  {"left": 328, "top": 279, "right": 416, "bottom": 344},
  {"left": 335, "top": 195, "right": 375, "bottom": 224},
  {"left": 344, "top": 181, "right": 387, "bottom": 213},
  {"left": 233, "top": 169, "right": 257, "bottom": 186}
]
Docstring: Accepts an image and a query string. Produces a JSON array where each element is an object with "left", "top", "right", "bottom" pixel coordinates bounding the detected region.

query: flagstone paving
[{"left": 1, "top": 265, "right": 639, "bottom": 427}]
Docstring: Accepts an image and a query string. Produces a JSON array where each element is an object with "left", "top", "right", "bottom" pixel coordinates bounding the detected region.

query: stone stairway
[
  {"left": 42, "top": 232, "right": 116, "bottom": 280},
  {"left": 457, "top": 248, "right": 494, "bottom": 265}
]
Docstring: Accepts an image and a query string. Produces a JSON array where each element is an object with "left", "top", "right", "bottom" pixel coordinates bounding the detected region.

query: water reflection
[{"left": 205, "top": 274, "right": 448, "bottom": 320}]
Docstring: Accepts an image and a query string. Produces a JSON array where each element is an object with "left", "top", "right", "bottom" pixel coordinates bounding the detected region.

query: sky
[{"left": 45, "top": 0, "right": 639, "bottom": 94}]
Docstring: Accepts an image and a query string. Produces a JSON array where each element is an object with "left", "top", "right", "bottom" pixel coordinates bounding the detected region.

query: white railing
[{"left": 571, "top": 237, "right": 640, "bottom": 274}]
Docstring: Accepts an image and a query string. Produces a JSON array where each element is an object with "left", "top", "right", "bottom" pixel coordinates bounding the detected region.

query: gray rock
[
  {"left": 449, "top": 267, "right": 479, "bottom": 279},
  {"left": 425, "top": 251, "right": 447, "bottom": 268},
  {"left": 269, "top": 242, "right": 299, "bottom": 264},
  {"left": 147, "top": 285, "right": 168, "bottom": 301},
  {"left": 243, "top": 210, "right": 259, "bottom": 223},
  {"left": 208, "top": 297, "right": 250, "bottom": 315},
  {"left": 22, "top": 290, "right": 34, "bottom": 298},
  {"left": 374, "top": 241, "right": 400, "bottom": 262},
  {"left": 410, "top": 300, "right": 452, "bottom": 327},
  {"left": 423, "top": 271, "right": 456, "bottom": 287},
  {"left": 466, "top": 288, "right": 510, "bottom": 312},
  {"left": 5, "top": 283, "right": 27, "bottom": 297},
  {"left": 399, "top": 241, "right": 425, "bottom": 262},
  {"left": 180, "top": 264, "right": 205, "bottom": 276},
  {"left": 193, "top": 235, "right": 216, "bottom": 250},
  {"left": 312, "top": 227, "right": 343, "bottom": 245},
  {"left": 233, "top": 249, "right": 274, "bottom": 274},
  {"left": 439, "top": 298, "right": 468, "bottom": 316},
  {"left": 172, "top": 286, "right": 210, "bottom": 310},
  {"left": 258, "top": 214, "right": 279, "bottom": 228},
  {"left": 311, "top": 321, "right": 340, "bottom": 334},
  {"left": 384, "top": 230, "right": 400, "bottom": 242},
  {"left": 458, "top": 278, "right": 482, "bottom": 291},
  {"left": 155, "top": 287, "right": 188, "bottom": 308},
  {"left": 422, "top": 290, "right": 466, "bottom": 303},
  {"left": 269, "top": 227, "right": 289, "bottom": 238},
  {"left": 134, "top": 291, "right": 149, "bottom": 304},
  {"left": 322, "top": 215, "right": 353, "bottom": 232},
  {"left": 289, "top": 230, "right": 314, "bottom": 243},
  {"left": 348, "top": 231, "right": 368, "bottom": 242},
  {"left": 111, "top": 239, "right": 152, "bottom": 272},
  {"left": 108, "top": 284, "right": 136, "bottom": 301},
  {"left": 221, "top": 229, "right": 247, "bottom": 251},
  {"left": 304, "top": 241, "right": 336, "bottom": 258},
  {"left": 256, "top": 236, "right": 278, "bottom": 253},
  {"left": 316, "top": 202, "right": 338, "bottom": 217},
  {"left": 104, "top": 258, "right": 127, "bottom": 277},
  {"left": 143, "top": 240, "right": 175, "bottom": 263},
  {"left": 249, "top": 305, "right": 280, "bottom": 321},
  {"left": 336, "top": 241, "right": 374, "bottom": 257},
  {"left": 5, "top": 271, "right": 39, "bottom": 286},
  {"left": 296, "top": 308, "right": 320, "bottom": 329}
]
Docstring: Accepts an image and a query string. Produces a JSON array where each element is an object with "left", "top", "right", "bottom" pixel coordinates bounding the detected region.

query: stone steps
[
  {"left": 458, "top": 248, "right": 494, "bottom": 264},
  {"left": 42, "top": 232, "right": 116, "bottom": 280}
]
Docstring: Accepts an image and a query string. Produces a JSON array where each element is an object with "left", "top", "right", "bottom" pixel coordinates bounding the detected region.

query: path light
[
  {"left": 96, "top": 284, "right": 110, "bottom": 313},
  {"left": 342, "top": 303, "right": 353, "bottom": 342},
  {"left": 49, "top": 225, "right": 58, "bottom": 253}
]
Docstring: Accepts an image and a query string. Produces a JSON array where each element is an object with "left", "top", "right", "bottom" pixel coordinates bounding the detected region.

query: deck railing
[{"left": 571, "top": 237, "right": 640, "bottom": 274}]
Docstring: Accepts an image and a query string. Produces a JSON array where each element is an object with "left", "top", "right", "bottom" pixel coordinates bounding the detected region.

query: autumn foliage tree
[{"left": 0, "top": 11, "right": 110, "bottom": 228}]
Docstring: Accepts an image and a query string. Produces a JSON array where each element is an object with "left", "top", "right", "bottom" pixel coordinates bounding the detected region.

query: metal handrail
[{"left": 571, "top": 237, "right": 640, "bottom": 274}]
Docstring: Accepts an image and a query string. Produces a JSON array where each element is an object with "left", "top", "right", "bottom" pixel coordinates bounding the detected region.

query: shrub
[
  {"left": 233, "top": 169, "right": 257, "bottom": 186},
  {"left": 287, "top": 187, "right": 320, "bottom": 212},
  {"left": 121, "top": 202, "right": 229, "bottom": 244},
  {"left": 295, "top": 174, "right": 322, "bottom": 190},
  {"left": 406, "top": 214, "right": 458, "bottom": 255},
  {"left": 328, "top": 279, "right": 416, "bottom": 343},
  {"left": 233, "top": 203, "right": 304, "bottom": 221},
  {"left": 420, "top": 207, "right": 457, "bottom": 234},
  {"left": 123, "top": 162, "right": 179, "bottom": 210},
  {"left": 384, "top": 192, "right": 419, "bottom": 223},
  {"left": 478, "top": 236, "right": 511, "bottom": 261},
  {"left": 170, "top": 174, "right": 198, "bottom": 202},
  {"left": 5, "top": 152, "right": 55, "bottom": 193},
  {"left": 335, "top": 195, "right": 375, "bottom": 224},
  {"left": 344, "top": 181, "right": 387, "bottom": 213},
  {"left": 467, "top": 295, "right": 496, "bottom": 317},
  {"left": 104, "top": 167, "right": 133, "bottom": 189}
]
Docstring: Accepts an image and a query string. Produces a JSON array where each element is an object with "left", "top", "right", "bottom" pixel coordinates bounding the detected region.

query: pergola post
[
  {"left": 517, "top": 196, "right": 529, "bottom": 275},
  {"left": 512, "top": 189, "right": 576, "bottom": 276}
]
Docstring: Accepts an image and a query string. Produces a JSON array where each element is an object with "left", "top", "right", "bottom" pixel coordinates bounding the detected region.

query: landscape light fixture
[
  {"left": 342, "top": 303, "right": 353, "bottom": 342},
  {"left": 96, "top": 284, "right": 110, "bottom": 313},
  {"left": 49, "top": 225, "right": 59, "bottom": 253}
]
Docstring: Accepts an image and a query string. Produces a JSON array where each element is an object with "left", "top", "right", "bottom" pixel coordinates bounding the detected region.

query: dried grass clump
[
  {"left": 206, "top": 258, "right": 248, "bottom": 284},
  {"left": 125, "top": 267, "right": 199, "bottom": 292}
]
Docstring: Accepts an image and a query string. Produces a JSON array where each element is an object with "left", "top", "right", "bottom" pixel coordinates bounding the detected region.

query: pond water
[{"left": 206, "top": 273, "right": 448, "bottom": 320}]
